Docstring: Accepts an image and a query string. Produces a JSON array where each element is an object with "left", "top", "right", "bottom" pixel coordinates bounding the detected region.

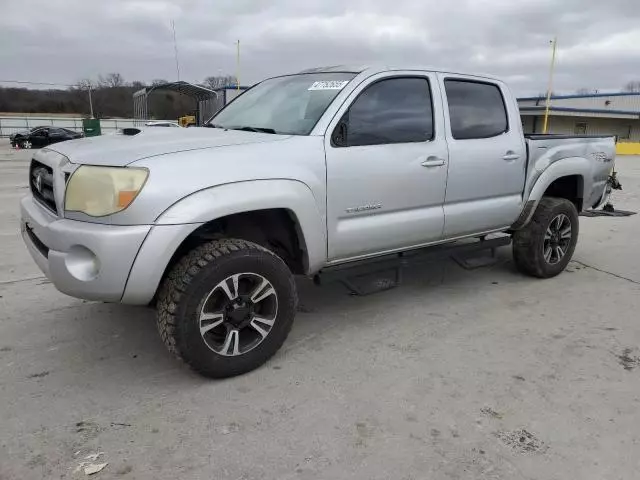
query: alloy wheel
[
  {"left": 543, "top": 213, "right": 572, "bottom": 265},
  {"left": 199, "top": 272, "right": 278, "bottom": 356}
]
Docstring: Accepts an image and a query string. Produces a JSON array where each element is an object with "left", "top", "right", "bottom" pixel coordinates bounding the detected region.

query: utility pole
[
  {"left": 172, "top": 20, "right": 181, "bottom": 81},
  {"left": 542, "top": 37, "right": 558, "bottom": 134},
  {"left": 88, "top": 86, "right": 94, "bottom": 118},
  {"left": 236, "top": 40, "right": 240, "bottom": 91}
]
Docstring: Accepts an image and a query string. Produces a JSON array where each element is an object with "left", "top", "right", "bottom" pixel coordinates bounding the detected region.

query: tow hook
[
  {"left": 603, "top": 170, "right": 623, "bottom": 213},
  {"left": 608, "top": 170, "right": 622, "bottom": 191}
]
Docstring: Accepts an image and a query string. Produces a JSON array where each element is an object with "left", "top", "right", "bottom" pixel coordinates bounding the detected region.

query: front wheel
[
  {"left": 20, "top": 140, "right": 32, "bottom": 149},
  {"left": 156, "top": 238, "right": 297, "bottom": 378},
  {"left": 512, "top": 197, "right": 579, "bottom": 278}
]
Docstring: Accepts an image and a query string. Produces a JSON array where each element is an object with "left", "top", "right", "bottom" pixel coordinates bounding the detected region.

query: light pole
[{"left": 542, "top": 37, "right": 558, "bottom": 134}]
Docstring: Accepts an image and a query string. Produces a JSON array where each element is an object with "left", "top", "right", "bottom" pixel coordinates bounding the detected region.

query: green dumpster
[{"left": 82, "top": 118, "right": 101, "bottom": 137}]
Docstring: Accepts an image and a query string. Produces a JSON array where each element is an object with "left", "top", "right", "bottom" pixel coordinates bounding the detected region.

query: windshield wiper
[
  {"left": 205, "top": 123, "right": 225, "bottom": 129},
  {"left": 227, "top": 126, "right": 277, "bottom": 134}
]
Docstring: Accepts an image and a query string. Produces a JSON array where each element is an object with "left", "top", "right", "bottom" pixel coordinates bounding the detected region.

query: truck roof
[{"left": 296, "top": 65, "right": 502, "bottom": 82}]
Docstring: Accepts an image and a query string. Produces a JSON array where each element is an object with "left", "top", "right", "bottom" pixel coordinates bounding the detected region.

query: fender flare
[
  {"left": 156, "top": 179, "right": 327, "bottom": 272},
  {"left": 121, "top": 180, "right": 327, "bottom": 305},
  {"left": 513, "top": 157, "right": 591, "bottom": 229}
]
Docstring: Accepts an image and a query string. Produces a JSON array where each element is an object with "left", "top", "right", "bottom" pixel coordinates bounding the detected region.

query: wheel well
[
  {"left": 543, "top": 175, "right": 584, "bottom": 211},
  {"left": 162, "top": 209, "right": 308, "bottom": 283}
]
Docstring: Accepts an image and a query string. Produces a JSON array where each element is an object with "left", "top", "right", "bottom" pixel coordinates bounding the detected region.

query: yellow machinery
[{"left": 178, "top": 115, "right": 196, "bottom": 127}]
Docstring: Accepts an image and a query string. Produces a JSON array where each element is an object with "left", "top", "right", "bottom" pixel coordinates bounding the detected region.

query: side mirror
[{"left": 332, "top": 119, "right": 348, "bottom": 147}]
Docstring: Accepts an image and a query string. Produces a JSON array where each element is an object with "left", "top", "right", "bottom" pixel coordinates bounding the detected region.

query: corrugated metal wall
[
  {"left": 519, "top": 93, "right": 640, "bottom": 112},
  {"left": 547, "top": 117, "right": 638, "bottom": 139},
  {"left": 546, "top": 95, "right": 640, "bottom": 112},
  {"left": 521, "top": 115, "right": 640, "bottom": 141}
]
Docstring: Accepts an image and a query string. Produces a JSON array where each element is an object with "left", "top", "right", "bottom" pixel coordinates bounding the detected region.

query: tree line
[{"left": 0, "top": 73, "right": 237, "bottom": 119}]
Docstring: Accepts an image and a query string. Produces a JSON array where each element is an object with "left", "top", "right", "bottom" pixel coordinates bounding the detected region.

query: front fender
[
  {"left": 121, "top": 180, "right": 327, "bottom": 305},
  {"left": 155, "top": 181, "right": 326, "bottom": 272}
]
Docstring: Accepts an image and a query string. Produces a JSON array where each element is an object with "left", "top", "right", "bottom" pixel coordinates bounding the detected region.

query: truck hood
[{"left": 46, "top": 127, "right": 289, "bottom": 166}]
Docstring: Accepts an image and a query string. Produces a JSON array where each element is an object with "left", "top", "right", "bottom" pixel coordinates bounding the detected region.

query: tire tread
[
  {"left": 513, "top": 197, "right": 578, "bottom": 278},
  {"left": 156, "top": 238, "right": 295, "bottom": 377}
]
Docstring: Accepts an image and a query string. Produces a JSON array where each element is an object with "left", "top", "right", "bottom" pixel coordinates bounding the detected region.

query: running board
[{"left": 315, "top": 235, "right": 512, "bottom": 295}]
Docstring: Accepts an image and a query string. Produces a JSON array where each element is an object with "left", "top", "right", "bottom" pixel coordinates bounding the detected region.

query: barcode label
[{"left": 308, "top": 81, "right": 349, "bottom": 91}]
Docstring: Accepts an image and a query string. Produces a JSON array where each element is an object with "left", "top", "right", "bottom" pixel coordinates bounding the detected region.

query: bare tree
[
  {"left": 76, "top": 78, "right": 96, "bottom": 90},
  {"left": 203, "top": 75, "right": 237, "bottom": 90},
  {"left": 623, "top": 81, "right": 640, "bottom": 93},
  {"left": 98, "top": 73, "right": 125, "bottom": 88}
]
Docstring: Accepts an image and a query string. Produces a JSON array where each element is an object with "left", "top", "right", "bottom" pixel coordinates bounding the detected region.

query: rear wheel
[
  {"left": 157, "top": 238, "right": 297, "bottom": 378},
  {"left": 512, "top": 197, "right": 579, "bottom": 278}
]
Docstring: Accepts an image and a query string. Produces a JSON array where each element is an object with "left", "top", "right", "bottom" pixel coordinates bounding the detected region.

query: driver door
[
  {"left": 324, "top": 73, "right": 448, "bottom": 262},
  {"left": 31, "top": 128, "right": 49, "bottom": 147}
]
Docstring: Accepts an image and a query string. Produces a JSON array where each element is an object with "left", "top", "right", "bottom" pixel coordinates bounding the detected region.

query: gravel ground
[{"left": 1, "top": 138, "right": 640, "bottom": 479}]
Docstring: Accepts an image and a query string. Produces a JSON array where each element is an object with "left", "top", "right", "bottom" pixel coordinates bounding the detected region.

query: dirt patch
[
  {"left": 27, "top": 371, "right": 49, "bottom": 379},
  {"left": 617, "top": 348, "right": 640, "bottom": 371},
  {"left": 354, "top": 421, "right": 376, "bottom": 447},
  {"left": 495, "top": 429, "right": 547, "bottom": 454},
  {"left": 480, "top": 407, "right": 503, "bottom": 419},
  {"left": 75, "top": 421, "right": 103, "bottom": 442}
]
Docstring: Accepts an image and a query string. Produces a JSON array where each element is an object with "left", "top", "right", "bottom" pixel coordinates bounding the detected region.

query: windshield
[{"left": 208, "top": 72, "right": 357, "bottom": 135}]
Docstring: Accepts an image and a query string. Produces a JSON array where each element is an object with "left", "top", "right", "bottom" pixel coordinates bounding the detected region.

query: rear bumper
[{"left": 20, "top": 195, "right": 151, "bottom": 302}]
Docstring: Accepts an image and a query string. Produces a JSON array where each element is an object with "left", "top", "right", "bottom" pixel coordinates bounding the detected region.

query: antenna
[{"left": 171, "top": 20, "right": 181, "bottom": 81}]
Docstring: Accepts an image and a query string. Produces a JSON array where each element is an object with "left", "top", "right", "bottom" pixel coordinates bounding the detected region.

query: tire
[
  {"left": 512, "top": 197, "right": 579, "bottom": 278},
  {"left": 157, "top": 238, "right": 297, "bottom": 378},
  {"left": 21, "top": 140, "right": 32, "bottom": 149}
]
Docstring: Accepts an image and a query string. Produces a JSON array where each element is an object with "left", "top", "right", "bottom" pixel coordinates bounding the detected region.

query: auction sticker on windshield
[{"left": 308, "top": 81, "right": 350, "bottom": 91}]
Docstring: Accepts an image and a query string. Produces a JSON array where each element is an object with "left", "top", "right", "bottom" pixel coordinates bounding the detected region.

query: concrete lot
[{"left": 1, "top": 138, "right": 639, "bottom": 479}]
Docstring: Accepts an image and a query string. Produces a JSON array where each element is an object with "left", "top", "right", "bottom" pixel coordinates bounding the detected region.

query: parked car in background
[
  {"left": 9, "top": 126, "right": 47, "bottom": 147},
  {"left": 10, "top": 126, "right": 83, "bottom": 149},
  {"left": 145, "top": 121, "right": 182, "bottom": 128}
]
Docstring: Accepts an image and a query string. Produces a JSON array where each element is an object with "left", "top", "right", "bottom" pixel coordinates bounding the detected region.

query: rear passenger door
[{"left": 439, "top": 76, "right": 527, "bottom": 238}]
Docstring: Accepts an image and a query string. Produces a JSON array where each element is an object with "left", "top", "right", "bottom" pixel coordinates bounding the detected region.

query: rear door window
[{"left": 444, "top": 80, "right": 508, "bottom": 140}]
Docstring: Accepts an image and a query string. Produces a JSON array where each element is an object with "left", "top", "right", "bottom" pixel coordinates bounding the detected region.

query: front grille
[{"left": 29, "top": 159, "right": 57, "bottom": 214}]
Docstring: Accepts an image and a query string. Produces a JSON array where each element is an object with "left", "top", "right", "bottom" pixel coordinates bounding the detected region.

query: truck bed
[{"left": 524, "top": 134, "right": 616, "bottom": 210}]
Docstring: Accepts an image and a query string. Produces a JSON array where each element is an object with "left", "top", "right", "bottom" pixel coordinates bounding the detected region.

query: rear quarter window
[{"left": 445, "top": 80, "right": 508, "bottom": 140}]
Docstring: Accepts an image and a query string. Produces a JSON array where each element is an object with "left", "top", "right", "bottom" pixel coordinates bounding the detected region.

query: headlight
[{"left": 65, "top": 166, "right": 149, "bottom": 217}]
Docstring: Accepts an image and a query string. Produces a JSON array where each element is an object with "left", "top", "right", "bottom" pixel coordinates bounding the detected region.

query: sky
[{"left": 1, "top": 0, "right": 639, "bottom": 95}]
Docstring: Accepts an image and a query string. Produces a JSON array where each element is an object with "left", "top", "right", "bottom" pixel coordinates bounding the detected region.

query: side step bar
[{"left": 314, "top": 235, "right": 512, "bottom": 295}]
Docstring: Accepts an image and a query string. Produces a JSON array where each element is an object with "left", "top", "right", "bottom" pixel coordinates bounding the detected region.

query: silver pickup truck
[{"left": 20, "top": 65, "right": 617, "bottom": 378}]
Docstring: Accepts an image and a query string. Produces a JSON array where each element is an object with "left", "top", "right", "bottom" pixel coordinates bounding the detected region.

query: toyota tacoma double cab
[{"left": 20, "top": 65, "right": 617, "bottom": 378}]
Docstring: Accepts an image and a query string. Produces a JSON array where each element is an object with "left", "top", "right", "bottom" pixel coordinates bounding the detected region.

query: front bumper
[{"left": 20, "top": 195, "right": 151, "bottom": 302}]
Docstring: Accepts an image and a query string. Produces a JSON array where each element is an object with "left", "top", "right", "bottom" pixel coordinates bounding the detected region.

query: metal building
[
  {"left": 133, "top": 81, "right": 248, "bottom": 126},
  {"left": 518, "top": 92, "right": 640, "bottom": 152}
]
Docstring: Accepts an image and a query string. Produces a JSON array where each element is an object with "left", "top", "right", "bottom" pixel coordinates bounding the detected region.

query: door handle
[
  {"left": 503, "top": 152, "right": 520, "bottom": 161},
  {"left": 421, "top": 156, "right": 446, "bottom": 167}
]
